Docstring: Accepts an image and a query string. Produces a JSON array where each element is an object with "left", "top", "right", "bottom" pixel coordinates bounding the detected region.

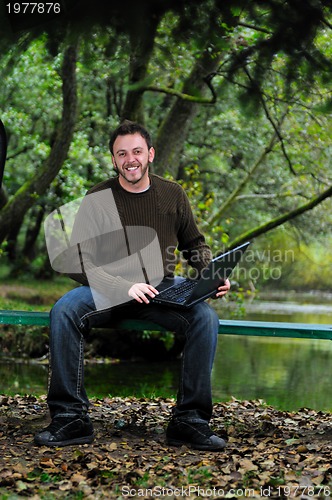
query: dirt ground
[{"left": 0, "top": 395, "right": 331, "bottom": 498}]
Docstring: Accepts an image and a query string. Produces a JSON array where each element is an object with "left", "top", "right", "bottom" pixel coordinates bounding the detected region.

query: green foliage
[
  {"left": 1, "top": 41, "right": 61, "bottom": 152},
  {"left": 256, "top": 231, "right": 332, "bottom": 291},
  {"left": 1, "top": 6, "right": 332, "bottom": 286}
]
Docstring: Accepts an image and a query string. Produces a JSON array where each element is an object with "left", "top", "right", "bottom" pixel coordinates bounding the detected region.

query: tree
[
  {"left": 0, "top": 119, "right": 6, "bottom": 190},
  {"left": 0, "top": 43, "right": 78, "bottom": 246},
  {"left": 0, "top": 0, "right": 332, "bottom": 271}
]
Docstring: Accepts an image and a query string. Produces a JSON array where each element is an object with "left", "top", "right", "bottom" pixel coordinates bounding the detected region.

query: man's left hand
[{"left": 215, "top": 279, "right": 231, "bottom": 298}]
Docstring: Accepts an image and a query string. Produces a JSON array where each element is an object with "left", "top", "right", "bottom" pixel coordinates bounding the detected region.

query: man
[{"left": 34, "top": 120, "right": 230, "bottom": 451}]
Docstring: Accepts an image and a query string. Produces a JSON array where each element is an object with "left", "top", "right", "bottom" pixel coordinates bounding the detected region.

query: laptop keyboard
[{"left": 158, "top": 279, "right": 197, "bottom": 303}]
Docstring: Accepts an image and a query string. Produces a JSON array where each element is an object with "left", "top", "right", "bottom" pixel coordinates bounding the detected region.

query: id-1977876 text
[{"left": 6, "top": 2, "right": 61, "bottom": 14}]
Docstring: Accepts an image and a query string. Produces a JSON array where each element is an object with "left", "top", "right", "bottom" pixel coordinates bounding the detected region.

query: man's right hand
[{"left": 128, "top": 283, "right": 159, "bottom": 304}]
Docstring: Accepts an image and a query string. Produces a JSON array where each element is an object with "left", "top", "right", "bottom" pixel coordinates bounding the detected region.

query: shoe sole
[
  {"left": 167, "top": 438, "right": 226, "bottom": 451},
  {"left": 34, "top": 433, "right": 94, "bottom": 447}
]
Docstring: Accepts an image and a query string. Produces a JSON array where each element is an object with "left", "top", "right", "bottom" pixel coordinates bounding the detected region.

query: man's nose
[{"left": 127, "top": 153, "right": 137, "bottom": 163}]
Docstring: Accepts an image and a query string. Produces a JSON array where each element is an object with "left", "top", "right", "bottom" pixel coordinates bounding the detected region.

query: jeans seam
[
  {"left": 161, "top": 309, "right": 191, "bottom": 408},
  {"left": 78, "top": 307, "right": 113, "bottom": 330},
  {"left": 76, "top": 335, "right": 85, "bottom": 402}
]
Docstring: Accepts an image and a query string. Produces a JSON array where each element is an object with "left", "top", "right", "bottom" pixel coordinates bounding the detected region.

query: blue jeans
[{"left": 47, "top": 284, "right": 219, "bottom": 423}]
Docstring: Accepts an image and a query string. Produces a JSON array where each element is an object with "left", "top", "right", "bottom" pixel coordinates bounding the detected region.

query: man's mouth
[{"left": 125, "top": 165, "right": 140, "bottom": 172}]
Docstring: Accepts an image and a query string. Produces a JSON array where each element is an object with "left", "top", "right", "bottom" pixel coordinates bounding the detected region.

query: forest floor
[
  {"left": 1, "top": 280, "right": 332, "bottom": 498},
  {"left": 0, "top": 395, "right": 331, "bottom": 499}
]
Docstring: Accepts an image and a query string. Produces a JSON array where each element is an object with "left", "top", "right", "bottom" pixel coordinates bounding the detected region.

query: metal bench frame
[{"left": 0, "top": 310, "right": 331, "bottom": 340}]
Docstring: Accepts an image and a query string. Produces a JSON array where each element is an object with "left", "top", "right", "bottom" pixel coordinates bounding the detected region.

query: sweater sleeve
[
  {"left": 177, "top": 188, "right": 212, "bottom": 274},
  {"left": 65, "top": 190, "right": 142, "bottom": 308}
]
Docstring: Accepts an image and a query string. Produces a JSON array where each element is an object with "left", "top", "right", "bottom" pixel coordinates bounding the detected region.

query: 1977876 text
[{"left": 6, "top": 3, "right": 61, "bottom": 14}]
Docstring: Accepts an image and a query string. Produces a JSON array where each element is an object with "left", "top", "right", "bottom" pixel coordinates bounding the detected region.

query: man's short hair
[{"left": 109, "top": 120, "right": 152, "bottom": 154}]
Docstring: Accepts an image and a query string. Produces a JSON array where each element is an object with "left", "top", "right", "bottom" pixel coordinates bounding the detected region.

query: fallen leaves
[{"left": 0, "top": 395, "right": 331, "bottom": 498}]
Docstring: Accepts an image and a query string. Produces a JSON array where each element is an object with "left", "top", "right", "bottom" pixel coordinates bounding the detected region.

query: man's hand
[
  {"left": 128, "top": 283, "right": 159, "bottom": 304},
  {"left": 215, "top": 278, "right": 231, "bottom": 298}
]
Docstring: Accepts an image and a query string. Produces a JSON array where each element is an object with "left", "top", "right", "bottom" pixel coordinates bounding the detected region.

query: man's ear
[{"left": 148, "top": 147, "right": 155, "bottom": 163}]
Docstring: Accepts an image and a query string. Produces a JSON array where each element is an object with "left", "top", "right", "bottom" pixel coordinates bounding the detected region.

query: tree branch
[
  {"left": 208, "top": 111, "right": 288, "bottom": 226},
  {"left": 145, "top": 75, "right": 217, "bottom": 104},
  {"left": 237, "top": 22, "right": 272, "bottom": 35},
  {"left": 225, "top": 183, "right": 332, "bottom": 251},
  {"left": 243, "top": 65, "right": 296, "bottom": 175},
  {"left": 235, "top": 191, "right": 303, "bottom": 200}
]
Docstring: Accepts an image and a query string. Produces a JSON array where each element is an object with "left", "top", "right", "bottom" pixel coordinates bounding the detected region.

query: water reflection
[
  {"left": 1, "top": 295, "right": 332, "bottom": 412},
  {"left": 0, "top": 361, "right": 49, "bottom": 396},
  {"left": 213, "top": 336, "right": 332, "bottom": 411}
]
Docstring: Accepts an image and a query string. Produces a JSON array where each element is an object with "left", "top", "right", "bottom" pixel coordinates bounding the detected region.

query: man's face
[{"left": 112, "top": 133, "right": 155, "bottom": 191}]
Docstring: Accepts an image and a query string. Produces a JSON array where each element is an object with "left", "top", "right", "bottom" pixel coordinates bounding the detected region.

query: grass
[{"left": 0, "top": 266, "right": 75, "bottom": 311}]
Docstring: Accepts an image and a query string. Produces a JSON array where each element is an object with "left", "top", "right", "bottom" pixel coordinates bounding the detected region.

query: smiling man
[
  {"left": 34, "top": 120, "right": 230, "bottom": 451},
  {"left": 112, "top": 130, "right": 154, "bottom": 191}
]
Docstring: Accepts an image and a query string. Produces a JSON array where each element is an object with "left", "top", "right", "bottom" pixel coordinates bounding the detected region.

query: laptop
[{"left": 151, "top": 241, "right": 250, "bottom": 309}]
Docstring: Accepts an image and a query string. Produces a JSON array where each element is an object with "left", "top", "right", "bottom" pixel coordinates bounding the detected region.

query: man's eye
[{"left": 134, "top": 150, "right": 142, "bottom": 154}]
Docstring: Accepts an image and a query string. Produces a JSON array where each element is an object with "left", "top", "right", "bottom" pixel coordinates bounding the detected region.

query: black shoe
[
  {"left": 34, "top": 415, "right": 94, "bottom": 447},
  {"left": 166, "top": 419, "right": 226, "bottom": 451}
]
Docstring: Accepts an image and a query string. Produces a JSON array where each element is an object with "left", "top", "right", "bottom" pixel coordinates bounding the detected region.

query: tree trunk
[
  {"left": 0, "top": 186, "right": 8, "bottom": 210},
  {"left": 22, "top": 203, "right": 46, "bottom": 261},
  {"left": 6, "top": 222, "right": 22, "bottom": 262},
  {"left": 0, "top": 119, "right": 7, "bottom": 190},
  {"left": 153, "top": 46, "right": 222, "bottom": 178},
  {"left": 120, "top": 11, "right": 160, "bottom": 123},
  {"left": 0, "top": 44, "right": 78, "bottom": 245}
]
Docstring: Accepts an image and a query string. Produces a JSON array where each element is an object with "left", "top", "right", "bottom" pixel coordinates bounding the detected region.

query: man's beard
[{"left": 115, "top": 161, "right": 149, "bottom": 185}]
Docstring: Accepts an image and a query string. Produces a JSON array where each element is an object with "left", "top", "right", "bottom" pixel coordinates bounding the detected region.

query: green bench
[{"left": 0, "top": 309, "right": 331, "bottom": 340}]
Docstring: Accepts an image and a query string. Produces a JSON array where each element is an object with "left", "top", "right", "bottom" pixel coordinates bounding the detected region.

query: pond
[{"left": 1, "top": 291, "right": 332, "bottom": 412}]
